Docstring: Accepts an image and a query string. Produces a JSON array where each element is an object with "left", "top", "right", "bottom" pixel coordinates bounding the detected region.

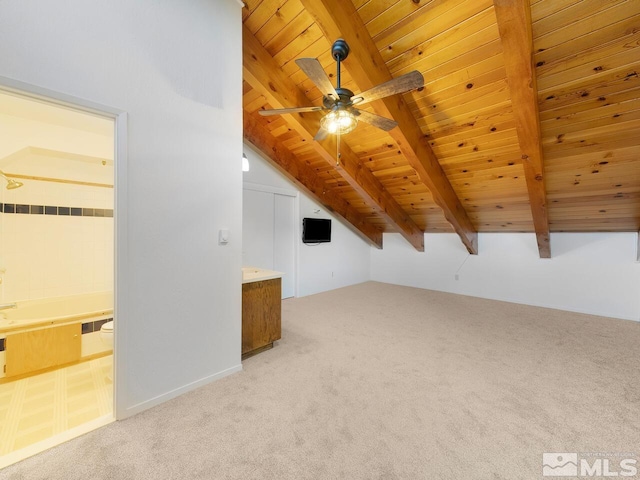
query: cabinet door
[
  {"left": 5, "top": 324, "right": 81, "bottom": 377},
  {"left": 242, "top": 279, "right": 282, "bottom": 355}
]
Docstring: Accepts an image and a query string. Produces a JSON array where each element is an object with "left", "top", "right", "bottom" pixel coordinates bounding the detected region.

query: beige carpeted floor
[{"left": 2, "top": 281, "right": 639, "bottom": 479}]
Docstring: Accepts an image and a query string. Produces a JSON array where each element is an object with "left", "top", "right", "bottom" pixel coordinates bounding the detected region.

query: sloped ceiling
[{"left": 242, "top": 0, "right": 640, "bottom": 257}]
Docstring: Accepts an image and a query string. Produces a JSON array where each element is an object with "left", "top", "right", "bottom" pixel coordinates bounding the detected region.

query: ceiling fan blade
[
  {"left": 295, "top": 58, "right": 339, "bottom": 99},
  {"left": 314, "top": 127, "right": 329, "bottom": 142},
  {"left": 351, "top": 70, "right": 424, "bottom": 106},
  {"left": 258, "top": 106, "right": 324, "bottom": 116},
  {"left": 353, "top": 109, "right": 398, "bottom": 131}
]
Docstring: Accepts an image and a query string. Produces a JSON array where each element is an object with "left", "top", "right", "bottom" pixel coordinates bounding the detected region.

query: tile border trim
[{"left": 0, "top": 204, "right": 113, "bottom": 217}]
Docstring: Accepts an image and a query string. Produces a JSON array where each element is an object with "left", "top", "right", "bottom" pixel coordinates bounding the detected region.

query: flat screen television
[{"left": 302, "top": 218, "right": 331, "bottom": 243}]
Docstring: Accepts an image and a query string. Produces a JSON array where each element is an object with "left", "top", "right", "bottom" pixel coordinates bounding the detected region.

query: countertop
[{"left": 242, "top": 267, "right": 284, "bottom": 284}]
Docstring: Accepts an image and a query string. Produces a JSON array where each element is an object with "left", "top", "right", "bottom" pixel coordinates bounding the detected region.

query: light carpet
[{"left": 2, "top": 281, "right": 639, "bottom": 479}]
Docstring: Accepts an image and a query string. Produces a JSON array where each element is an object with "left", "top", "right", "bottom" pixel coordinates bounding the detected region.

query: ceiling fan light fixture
[{"left": 321, "top": 110, "right": 358, "bottom": 135}]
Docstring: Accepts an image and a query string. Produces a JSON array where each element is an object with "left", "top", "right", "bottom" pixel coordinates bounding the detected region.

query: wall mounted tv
[{"left": 302, "top": 218, "right": 331, "bottom": 244}]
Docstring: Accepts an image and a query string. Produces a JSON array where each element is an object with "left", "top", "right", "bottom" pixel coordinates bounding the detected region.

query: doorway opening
[
  {"left": 242, "top": 183, "right": 297, "bottom": 299},
  {"left": 0, "top": 87, "right": 116, "bottom": 467}
]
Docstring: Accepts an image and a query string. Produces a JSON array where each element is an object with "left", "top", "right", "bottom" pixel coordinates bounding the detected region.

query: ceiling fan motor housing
[
  {"left": 331, "top": 39, "right": 350, "bottom": 62},
  {"left": 323, "top": 87, "right": 355, "bottom": 109}
]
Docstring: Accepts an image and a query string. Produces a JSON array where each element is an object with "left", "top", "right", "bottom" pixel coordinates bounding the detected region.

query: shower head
[
  {"left": 6, "top": 179, "right": 23, "bottom": 189},
  {"left": 0, "top": 170, "right": 23, "bottom": 190}
]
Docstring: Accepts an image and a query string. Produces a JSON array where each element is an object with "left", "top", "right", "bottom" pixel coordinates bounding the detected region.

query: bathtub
[{"left": 0, "top": 292, "right": 113, "bottom": 332}]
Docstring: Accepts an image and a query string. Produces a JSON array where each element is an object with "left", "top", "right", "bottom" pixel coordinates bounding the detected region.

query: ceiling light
[
  {"left": 320, "top": 110, "right": 358, "bottom": 135},
  {"left": 242, "top": 153, "right": 250, "bottom": 172}
]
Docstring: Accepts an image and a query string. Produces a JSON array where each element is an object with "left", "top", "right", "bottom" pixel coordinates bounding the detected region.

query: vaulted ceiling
[{"left": 242, "top": 0, "right": 640, "bottom": 257}]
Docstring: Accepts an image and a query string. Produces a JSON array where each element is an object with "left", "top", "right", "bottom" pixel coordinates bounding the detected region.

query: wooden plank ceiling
[{"left": 242, "top": 0, "right": 640, "bottom": 257}]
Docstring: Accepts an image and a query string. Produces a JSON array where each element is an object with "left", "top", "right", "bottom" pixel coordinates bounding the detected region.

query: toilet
[
  {"left": 99, "top": 320, "right": 114, "bottom": 349},
  {"left": 99, "top": 320, "right": 114, "bottom": 381}
]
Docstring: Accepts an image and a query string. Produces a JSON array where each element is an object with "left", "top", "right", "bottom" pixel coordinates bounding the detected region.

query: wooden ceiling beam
[
  {"left": 299, "top": 0, "right": 478, "bottom": 255},
  {"left": 494, "top": 0, "right": 551, "bottom": 258},
  {"left": 243, "top": 24, "right": 425, "bottom": 251},
  {"left": 244, "top": 112, "right": 383, "bottom": 248}
]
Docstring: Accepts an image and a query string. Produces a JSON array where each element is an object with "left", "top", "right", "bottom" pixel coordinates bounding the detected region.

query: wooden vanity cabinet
[{"left": 241, "top": 278, "right": 281, "bottom": 359}]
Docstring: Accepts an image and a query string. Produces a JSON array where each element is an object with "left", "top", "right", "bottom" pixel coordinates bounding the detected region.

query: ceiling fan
[{"left": 258, "top": 39, "right": 424, "bottom": 142}]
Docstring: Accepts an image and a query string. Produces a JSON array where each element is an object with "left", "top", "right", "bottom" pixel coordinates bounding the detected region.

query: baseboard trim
[
  {"left": 117, "top": 363, "right": 243, "bottom": 420},
  {"left": 455, "top": 291, "right": 640, "bottom": 322},
  {"left": 373, "top": 280, "right": 639, "bottom": 322}
]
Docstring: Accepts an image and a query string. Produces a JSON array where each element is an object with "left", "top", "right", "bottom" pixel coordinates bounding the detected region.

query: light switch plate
[{"left": 219, "top": 228, "right": 230, "bottom": 245}]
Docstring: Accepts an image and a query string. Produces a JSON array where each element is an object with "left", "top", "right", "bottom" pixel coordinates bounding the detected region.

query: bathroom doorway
[{"left": 0, "top": 88, "right": 116, "bottom": 467}]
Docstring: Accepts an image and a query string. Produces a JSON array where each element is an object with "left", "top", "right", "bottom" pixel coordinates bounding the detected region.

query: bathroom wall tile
[
  {"left": 68, "top": 249, "right": 84, "bottom": 290},
  {"left": 45, "top": 184, "right": 64, "bottom": 207},
  {"left": 81, "top": 242, "right": 94, "bottom": 281},
  {"left": 30, "top": 205, "right": 44, "bottom": 214},
  {"left": 82, "top": 208, "right": 94, "bottom": 217},
  {"left": 66, "top": 216, "right": 83, "bottom": 239},
  {"left": 9, "top": 255, "right": 30, "bottom": 301},
  {"left": 20, "top": 215, "right": 35, "bottom": 240},
  {"left": 0, "top": 338, "right": 5, "bottom": 352},
  {"left": 28, "top": 253, "right": 46, "bottom": 294},
  {"left": 81, "top": 323, "right": 93, "bottom": 334},
  {"left": 93, "top": 319, "right": 110, "bottom": 331},
  {"left": 3, "top": 281, "right": 16, "bottom": 301},
  {"left": 3, "top": 233, "right": 15, "bottom": 257},
  {"left": 44, "top": 206, "right": 57, "bottom": 215},
  {"left": 16, "top": 204, "right": 30, "bottom": 214},
  {"left": 51, "top": 286, "right": 68, "bottom": 298},
  {"left": 78, "top": 189, "right": 97, "bottom": 209},
  {"left": 3, "top": 204, "right": 15, "bottom": 214},
  {"left": 31, "top": 190, "right": 47, "bottom": 210},
  {"left": 29, "top": 289, "right": 45, "bottom": 301},
  {"left": 3, "top": 189, "right": 15, "bottom": 205},
  {"left": 81, "top": 216, "right": 94, "bottom": 238}
]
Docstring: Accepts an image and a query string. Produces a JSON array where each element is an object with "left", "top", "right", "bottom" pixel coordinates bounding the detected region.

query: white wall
[
  {"left": 0, "top": 0, "right": 243, "bottom": 417},
  {"left": 243, "top": 143, "right": 371, "bottom": 297},
  {"left": 371, "top": 232, "right": 640, "bottom": 321}
]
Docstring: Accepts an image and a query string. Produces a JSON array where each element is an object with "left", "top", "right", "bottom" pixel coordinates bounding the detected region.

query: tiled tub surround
[
  {"left": 0, "top": 178, "right": 113, "bottom": 302},
  {"left": 0, "top": 292, "right": 113, "bottom": 379}
]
